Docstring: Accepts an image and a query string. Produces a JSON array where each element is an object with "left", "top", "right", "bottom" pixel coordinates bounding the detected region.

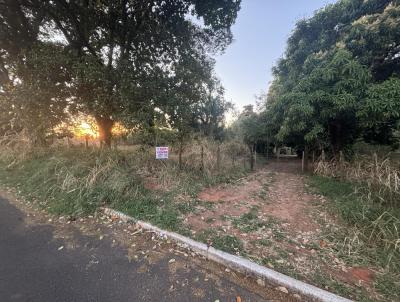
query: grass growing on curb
[{"left": 195, "top": 228, "right": 244, "bottom": 254}]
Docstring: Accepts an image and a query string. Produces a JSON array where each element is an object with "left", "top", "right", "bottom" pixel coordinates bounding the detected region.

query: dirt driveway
[{"left": 184, "top": 159, "right": 378, "bottom": 301}]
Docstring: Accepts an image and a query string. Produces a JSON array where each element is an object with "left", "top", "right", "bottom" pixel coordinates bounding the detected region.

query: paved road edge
[{"left": 102, "top": 207, "right": 352, "bottom": 302}]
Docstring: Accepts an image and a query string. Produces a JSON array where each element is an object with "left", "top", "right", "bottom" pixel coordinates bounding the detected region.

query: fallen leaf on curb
[
  {"left": 256, "top": 279, "right": 265, "bottom": 286},
  {"left": 276, "top": 286, "right": 288, "bottom": 294}
]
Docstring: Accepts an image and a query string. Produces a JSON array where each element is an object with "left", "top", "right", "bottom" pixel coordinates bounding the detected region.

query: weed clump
[{"left": 195, "top": 228, "right": 244, "bottom": 254}]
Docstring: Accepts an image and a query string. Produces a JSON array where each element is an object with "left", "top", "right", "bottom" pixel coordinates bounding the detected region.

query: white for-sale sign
[{"left": 155, "top": 146, "right": 169, "bottom": 159}]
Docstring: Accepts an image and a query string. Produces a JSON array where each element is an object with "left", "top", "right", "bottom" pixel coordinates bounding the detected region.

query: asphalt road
[{"left": 0, "top": 195, "right": 275, "bottom": 302}]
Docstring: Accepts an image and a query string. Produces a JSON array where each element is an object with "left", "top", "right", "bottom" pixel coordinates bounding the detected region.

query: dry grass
[
  {"left": 314, "top": 153, "right": 400, "bottom": 206},
  {"left": 311, "top": 154, "right": 400, "bottom": 274},
  {"left": 0, "top": 134, "right": 250, "bottom": 225},
  {"left": 0, "top": 130, "right": 33, "bottom": 167},
  {"left": 168, "top": 138, "right": 249, "bottom": 176}
]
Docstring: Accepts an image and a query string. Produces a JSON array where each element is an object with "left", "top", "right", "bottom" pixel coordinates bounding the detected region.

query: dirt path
[
  {"left": 184, "top": 159, "right": 378, "bottom": 301},
  {"left": 256, "top": 160, "right": 318, "bottom": 232},
  {"left": 187, "top": 159, "right": 318, "bottom": 238}
]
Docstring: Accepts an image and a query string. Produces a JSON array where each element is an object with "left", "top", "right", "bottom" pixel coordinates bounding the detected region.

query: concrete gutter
[{"left": 103, "top": 207, "right": 352, "bottom": 302}]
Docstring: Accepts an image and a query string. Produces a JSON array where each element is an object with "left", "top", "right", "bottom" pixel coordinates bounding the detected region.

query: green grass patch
[
  {"left": 308, "top": 175, "right": 400, "bottom": 301},
  {"left": 195, "top": 228, "right": 244, "bottom": 254},
  {"left": 232, "top": 209, "right": 266, "bottom": 232},
  {"left": 309, "top": 176, "right": 400, "bottom": 266}
]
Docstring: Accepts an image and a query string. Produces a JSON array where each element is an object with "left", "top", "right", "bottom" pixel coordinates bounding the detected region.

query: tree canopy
[
  {"left": 0, "top": 0, "right": 241, "bottom": 145},
  {"left": 263, "top": 0, "right": 400, "bottom": 155}
]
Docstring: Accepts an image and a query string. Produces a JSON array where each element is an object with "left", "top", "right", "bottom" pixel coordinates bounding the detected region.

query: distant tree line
[{"left": 0, "top": 0, "right": 241, "bottom": 146}]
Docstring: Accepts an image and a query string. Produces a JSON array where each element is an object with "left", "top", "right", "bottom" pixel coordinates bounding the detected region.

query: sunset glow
[
  {"left": 69, "top": 116, "right": 128, "bottom": 139},
  {"left": 72, "top": 118, "right": 98, "bottom": 139}
]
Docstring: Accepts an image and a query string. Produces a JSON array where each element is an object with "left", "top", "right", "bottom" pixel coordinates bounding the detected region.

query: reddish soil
[
  {"left": 198, "top": 177, "right": 263, "bottom": 203},
  {"left": 184, "top": 159, "right": 378, "bottom": 300},
  {"left": 260, "top": 160, "right": 318, "bottom": 232},
  {"left": 187, "top": 169, "right": 270, "bottom": 233},
  {"left": 349, "top": 267, "right": 375, "bottom": 284},
  {"left": 193, "top": 159, "right": 317, "bottom": 233},
  {"left": 143, "top": 177, "right": 163, "bottom": 191}
]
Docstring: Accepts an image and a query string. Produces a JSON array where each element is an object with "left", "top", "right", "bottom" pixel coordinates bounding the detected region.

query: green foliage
[
  {"left": 0, "top": 43, "right": 72, "bottom": 143},
  {"left": 263, "top": 0, "right": 400, "bottom": 153},
  {"left": 276, "top": 49, "right": 369, "bottom": 151},
  {"left": 360, "top": 78, "right": 400, "bottom": 146},
  {"left": 229, "top": 105, "right": 268, "bottom": 150},
  {"left": 0, "top": 0, "right": 241, "bottom": 145}
]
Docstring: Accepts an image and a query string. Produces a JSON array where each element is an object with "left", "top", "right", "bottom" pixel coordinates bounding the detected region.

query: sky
[{"left": 214, "top": 0, "right": 338, "bottom": 111}]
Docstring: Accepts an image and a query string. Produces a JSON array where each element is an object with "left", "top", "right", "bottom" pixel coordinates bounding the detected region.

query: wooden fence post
[
  {"left": 178, "top": 139, "right": 183, "bottom": 171},
  {"left": 304, "top": 145, "right": 309, "bottom": 172},
  {"left": 85, "top": 134, "right": 89, "bottom": 149},
  {"left": 250, "top": 146, "right": 254, "bottom": 171},
  {"left": 216, "top": 144, "right": 221, "bottom": 172},
  {"left": 200, "top": 145, "right": 204, "bottom": 172}
]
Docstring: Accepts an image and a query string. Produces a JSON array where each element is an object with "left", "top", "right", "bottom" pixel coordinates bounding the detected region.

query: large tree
[
  {"left": 265, "top": 0, "right": 400, "bottom": 155},
  {"left": 0, "top": 0, "right": 241, "bottom": 146}
]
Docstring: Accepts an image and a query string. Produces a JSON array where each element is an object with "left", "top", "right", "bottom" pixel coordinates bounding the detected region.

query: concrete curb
[{"left": 103, "top": 207, "right": 352, "bottom": 302}]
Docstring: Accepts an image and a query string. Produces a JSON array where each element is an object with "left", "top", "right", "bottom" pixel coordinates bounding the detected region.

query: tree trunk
[
  {"left": 200, "top": 145, "right": 204, "bottom": 172},
  {"left": 96, "top": 116, "right": 114, "bottom": 148},
  {"left": 216, "top": 144, "right": 221, "bottom": 172},
  {"left": 249, "top": 145, "right": 255, "bottom": 171},
  {"left": 329, "top": 122, "right": 343, "bottom": 159}
]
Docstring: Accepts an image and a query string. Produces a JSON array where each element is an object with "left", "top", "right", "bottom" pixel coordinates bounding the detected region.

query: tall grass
[
  {"left": 169, "top": 138, "right": 249, "bottom": 176},
  {"left": 314, "top": 153, "right": 400, "bottom": 206},
  {"left": 0, "top": 131, "right": 33, "bottom": 166},
  {"left": 312, "top": 154, "right": 400, "bottom": 272},
  {"left": 0, "top": 136, "right": 249, "bottom": 232}
]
